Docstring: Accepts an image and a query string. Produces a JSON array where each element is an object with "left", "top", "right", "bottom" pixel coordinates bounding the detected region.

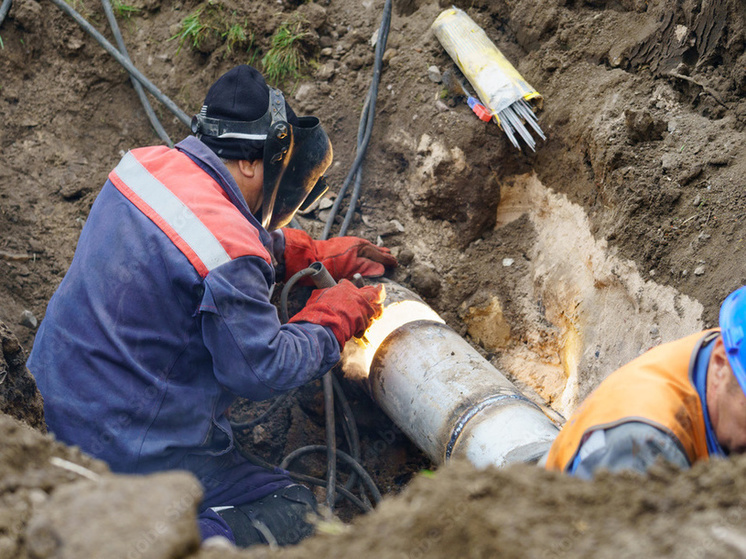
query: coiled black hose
[
  {"left": 280, "top": 445, "right": 382, "bottom": 504},
  {"left": 235, "top": 444, "right": 371, "bottom": 513}
]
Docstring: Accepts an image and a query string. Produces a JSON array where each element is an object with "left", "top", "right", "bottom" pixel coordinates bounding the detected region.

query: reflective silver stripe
[
  {"left": 114, "top": 151, "right": 231, "bottom": 271},
  {"left": 216, "top": 132, "right": 268, "bottom": 140}
]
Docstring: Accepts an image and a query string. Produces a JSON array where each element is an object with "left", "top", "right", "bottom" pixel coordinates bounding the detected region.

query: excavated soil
[{"left": 1, "top": 0, "right": 745, "bottom": 555}]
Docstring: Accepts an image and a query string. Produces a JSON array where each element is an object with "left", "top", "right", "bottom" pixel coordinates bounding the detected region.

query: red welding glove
[
  {"left": 282, "top": 227, "right": 397, "bottom": 283},
  {"left": 288, "top": 280, "right": 385, "bottom": 348}
]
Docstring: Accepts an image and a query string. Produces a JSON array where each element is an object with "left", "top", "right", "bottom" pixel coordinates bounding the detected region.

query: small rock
[
  {"left": 694, "top": 265, "right": 706, "bottom": 276},
  {"left": 661, "top": 153, "right": 677, "bottom": 171},
  {"left": 502, "top": 258, "right": 514, "bottom": 267},
  {"left": 319, "top": 197, "right": 334, "bottom": 210},
  {"left": 410, "top": 264, "right": 441, "bottom": 298},
  {"left": 435, "top": 100, "right": 450, "bottom": 112},
  {"left": 252, "top": 424, "right": 268, "bottom": 445},
  {"left": 382, "top": 49, "right": 397, "bottom": 64},
  {"left": 390, "top": 219, "right": 405, "bottom": 232},
  {"left": 692, "top": 195, "right": 702, "bottom": 206},
  {"left": 294, "top": 83, "right": 315, "bottom": 102},
  {"left": 348, "top": 56, "right": 364, "bottom": 70},
  {"left": 398, "top": 248, "right": 415, "bottom": 267},
  {"left": 427, "top": 65, "right": 442, "bottom": 83},
  {"left": 625, "top": 109, "right": 666, "bottom": 143},
  {"left": 20, "top": 310, "right": 37, "bottom": 330},
  {"left": 320, "top": 47, "right": 333, "bottom": 57},
  {"left": 316, "top": 61, "right": 336, "bottom": 81},
  {"left": 649, "top": 269, "right": 656, "bottom": 277},
  {"left": 296, "top": 1, "right": 327, "bottom": 30}
]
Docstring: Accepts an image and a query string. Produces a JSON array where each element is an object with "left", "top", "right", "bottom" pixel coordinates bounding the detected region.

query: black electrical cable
[
  {"left": 0, "top": 0, "right": 11, "bottom": 26},
  {"left": 280, "top": 445, "right": 383, "bottom": 504},
  {"left": 321, "top": 373, "right": 337, "bottom": 511},
  {"left": 234, "top": 443, "right": 371, "bottom": 513},
  {"left": 278, "top": 265, "right": 340, "bottom": 511},
  {"left": 279, "top": 267, "right": 316, "bottom": 323},
  {"left": 333, "top": 374, "right": 371, "bottom": 506},
  {"left": 100, "top": 0, "right": 173, "bottom": 147},
  {"left": 236, "top": 0, "right": 394, "bottom": 518},
  {"left": 322, "top": 0, "right": 393, "bottom": 240},
  {"left": 47, "top": 0, "right": 192, "bottom": 128},
  {"left": 339, "top": 4, "right": 392, "bottom": 236}
]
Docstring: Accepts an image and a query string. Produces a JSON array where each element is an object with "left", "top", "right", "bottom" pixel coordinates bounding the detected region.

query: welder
[
  {"left": 28, "top": 65, "right": 396, "bottom": 547},
  {"left": 545, "top": 286, "right": 746, "bottom": 479}
]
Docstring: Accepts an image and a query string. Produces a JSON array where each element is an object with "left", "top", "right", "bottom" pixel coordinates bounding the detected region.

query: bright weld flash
[{"left": 342, "top": 300, "right": 445, "bottom": 379}]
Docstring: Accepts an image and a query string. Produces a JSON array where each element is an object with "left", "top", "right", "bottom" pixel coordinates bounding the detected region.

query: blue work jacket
[{"left": 28, "top": 136, "right": 340, "bottom": 475}]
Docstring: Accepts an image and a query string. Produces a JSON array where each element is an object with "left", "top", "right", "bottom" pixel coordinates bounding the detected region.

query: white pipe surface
[{"left": 343, "top": 281, "right": 559, "bottom": 467}]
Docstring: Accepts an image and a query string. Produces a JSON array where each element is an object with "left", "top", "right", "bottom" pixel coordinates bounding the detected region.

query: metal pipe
[{"left": 342, "top": 281, "right": 559, "bottom": 467}]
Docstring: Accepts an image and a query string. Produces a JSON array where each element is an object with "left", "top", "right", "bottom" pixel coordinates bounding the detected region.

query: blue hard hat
[{"left": 719, "top": 286, "right": 746, "bottom": 394}]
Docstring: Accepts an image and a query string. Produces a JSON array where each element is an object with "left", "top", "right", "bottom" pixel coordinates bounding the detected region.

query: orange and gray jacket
[{"left": 545, "top": 330, "right": 721, "bottom": 474}]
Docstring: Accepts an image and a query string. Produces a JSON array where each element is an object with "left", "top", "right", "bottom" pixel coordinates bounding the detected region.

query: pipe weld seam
[{"left": 445, "top": 393, "right": 537, "bottom": 460}]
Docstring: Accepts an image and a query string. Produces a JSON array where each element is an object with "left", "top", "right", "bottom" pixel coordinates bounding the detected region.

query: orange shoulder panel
[
  {"left": 127, "top": 146, "right": 271, "bottom": 267},
  {"left": 545, "top": 330, "right": 716, "bottom": 471}
]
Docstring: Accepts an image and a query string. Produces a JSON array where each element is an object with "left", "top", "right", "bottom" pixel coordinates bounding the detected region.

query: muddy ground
[{"left": 0, "top": 0, "right": 745, "bottom": 555}]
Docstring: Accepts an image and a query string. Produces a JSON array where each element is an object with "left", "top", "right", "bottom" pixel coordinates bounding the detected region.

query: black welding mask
[{"left": 192, "top": 86, "right": 332, "bottom": 231}]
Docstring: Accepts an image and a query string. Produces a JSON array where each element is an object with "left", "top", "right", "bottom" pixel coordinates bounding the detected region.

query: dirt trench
[{"left": 0, "top": 0, "right": 745, "bottom": 555}]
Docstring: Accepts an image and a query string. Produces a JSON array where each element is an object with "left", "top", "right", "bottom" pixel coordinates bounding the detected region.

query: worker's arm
[
  {"left": 570, "top": 421, "right": 691, "bottom": 480},
  {"left": 199, "top": 255, "right": 340, "bottom": 400}
]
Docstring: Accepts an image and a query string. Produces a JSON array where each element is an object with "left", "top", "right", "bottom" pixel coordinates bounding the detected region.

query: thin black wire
[
  {"left": 280, "top": 267, "right": 316, "bottom": 323},
  {"left": 221, "top": 0, "right": 393, "bottom": 516},
  {"left": 322, "top": 0, "right": 392, "bottom": 240},
  {"left": 280, "top": 445, "right": 382, "bottom": 504},
  {"left": 235, "top": 444, "right": 371, "bottom": 513},
  {"left": 47, "top": 0, "right": 191, "bottom": 128},
  {"left": 278, "top": 265, "right": 340, "bottom": 511},
  {"left": 0, "top": 0, "right": 12, "bottom": 26},
  {"left": 321, "top": 373, "right": 337, "bottom": 510},
  {"left": 100, "top": 0, "right": 173, "bottom": 146}
]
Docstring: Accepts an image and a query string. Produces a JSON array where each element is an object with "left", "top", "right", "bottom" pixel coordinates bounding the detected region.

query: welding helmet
[
  {"left": 191, "top": 65, "right": 333, "bottom": 230},
  {"left": 719, "top": 286, "right": 746, "bottom": 394}
]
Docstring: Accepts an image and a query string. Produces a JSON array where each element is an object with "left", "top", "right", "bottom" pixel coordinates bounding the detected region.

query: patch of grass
[
  {"left": 111, "top": 0, "right": 141, "bottom": 18},
  {"left": 261, "top": 16, "right": 311, "bottom": 86},
  {"left": 224, "top": 23, "right": 246, "bottom": 49},
  {"left": 171, "top": 5, "right": 208, "bottom": 54},
  {"left": 170, "top": 3, "right": 258, "bottom": 61}
]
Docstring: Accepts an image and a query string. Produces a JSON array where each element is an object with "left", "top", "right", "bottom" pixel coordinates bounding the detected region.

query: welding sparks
[{"left": 341, "top": 300, "right": 445, "bottom": 380}]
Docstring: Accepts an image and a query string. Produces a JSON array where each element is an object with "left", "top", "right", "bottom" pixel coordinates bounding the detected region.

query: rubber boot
[{"left": 211, "top": 484, "right": 318, "bottom": 547}]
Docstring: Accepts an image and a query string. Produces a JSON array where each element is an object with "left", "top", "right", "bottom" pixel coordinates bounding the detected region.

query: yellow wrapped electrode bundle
[{"left": 432, "top": 7, "right": 545, "bottom": 151}]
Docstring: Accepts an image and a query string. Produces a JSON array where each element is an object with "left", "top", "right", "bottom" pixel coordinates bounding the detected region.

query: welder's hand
[
  {"left": 282, "top": 228, "right": 397, "bottom": 283},
  {"left": 288, "top": 280, "right": 385, "bottom": 348}
]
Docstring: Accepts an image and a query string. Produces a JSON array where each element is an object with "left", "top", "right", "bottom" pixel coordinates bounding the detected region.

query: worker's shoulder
[{"left": 109, "top": 147, "right": 272, "bottom": 274}]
